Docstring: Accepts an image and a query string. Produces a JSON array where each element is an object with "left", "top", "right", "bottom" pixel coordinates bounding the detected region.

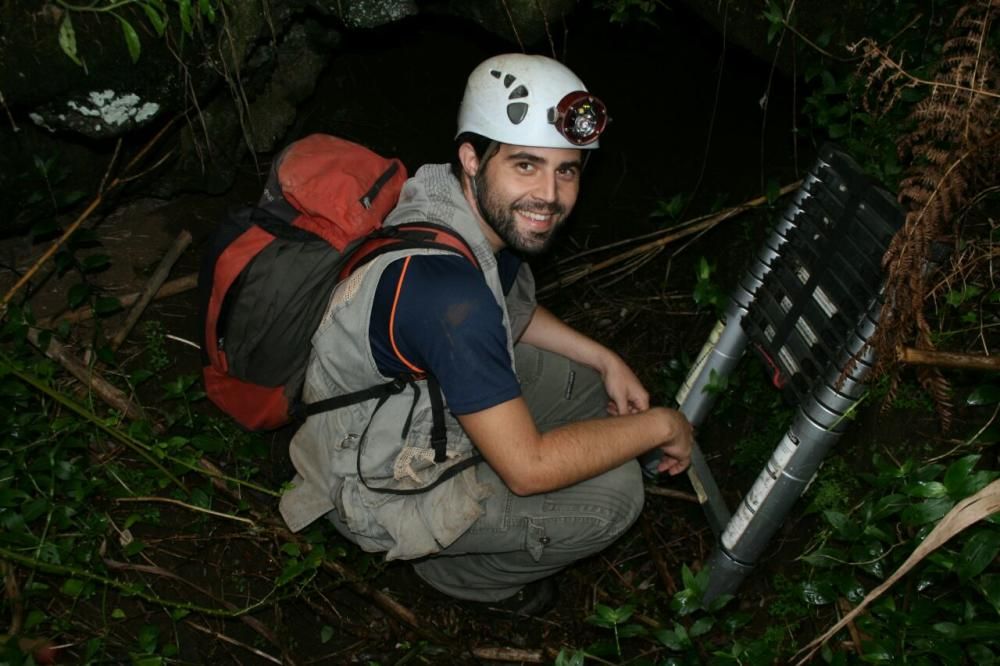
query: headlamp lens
[{"left": 551, "top": 91, "right": 609, "bottom": 145}]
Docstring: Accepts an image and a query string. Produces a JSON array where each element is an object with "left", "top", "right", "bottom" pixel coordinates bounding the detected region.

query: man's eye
[
  {"left": 557, "top": 167, "right": 579, "bottom": 178},
  {"left": 516, "top": 162, "right": 535, "bottom": 172}
]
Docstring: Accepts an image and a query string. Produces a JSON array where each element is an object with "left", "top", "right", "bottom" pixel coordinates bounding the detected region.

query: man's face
[{"left": 472, "top": 143, "right": 582, "bottom": 255}]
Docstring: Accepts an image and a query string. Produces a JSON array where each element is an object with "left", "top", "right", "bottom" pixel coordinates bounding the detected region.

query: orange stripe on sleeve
[{"left": 388, "top": 256, "right": 426, "bottom": 375}]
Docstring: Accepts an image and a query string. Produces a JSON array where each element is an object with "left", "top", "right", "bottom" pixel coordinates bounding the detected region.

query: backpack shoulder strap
[{"left": 338, "top": 222, "right": 480, "bottom": 280}]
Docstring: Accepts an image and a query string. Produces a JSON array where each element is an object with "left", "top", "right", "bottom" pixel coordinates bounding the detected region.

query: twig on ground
[
  {"left": 196, "top": 459, "right": 439, "bottom": 642},
  {"left": 114, "top": 496, "right": 256, "bottom": 526},
  {"left": 540, "top": 182, "right": 801, "bottom": 294},
  {"left": 644, "top": 486, "right": 699, "bottom": 503},
  {"left": 25, "top": 328, "right": 146, "bottom": 423},
  {"left": 40, "top": 273, "right": 198, "bottom": 327},
  {"left": 184, "top": 621, "right": 283, "bottom": 665},
  {"left": 836, "top": 598, "right": 864, "bottom": 655},
  {"left": 2, "top": 560, "right": 22, "bottom": 636},
  {"left": 899, "top": 347, "right": 1000, "bottom": 371},
  {"left": 0, "top": 117, "right": 179, "bottom": 316},
  {"left": 637, "top": 514, "right": 678, "bottom": 595},
  {"left": 471, "top": 647, "right": 546, "bottom": 663},
  {"left": 110, "top": 231, "right": 193, "bottom": 351},
  {"left": 103, "top": 556, "right": 287, "bottom": 660},
  {"left": 0, "top": 88, "right": 19, "bottom": 132}
]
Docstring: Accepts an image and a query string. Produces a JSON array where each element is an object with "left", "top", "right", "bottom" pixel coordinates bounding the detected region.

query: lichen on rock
[{"left": 33, "top": 90, "right": 161, "bottom": 139}]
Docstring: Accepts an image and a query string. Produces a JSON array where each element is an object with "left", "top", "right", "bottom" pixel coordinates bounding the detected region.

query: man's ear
[{"left": 458, "top": 143, "right": 480, "bottom": 179}]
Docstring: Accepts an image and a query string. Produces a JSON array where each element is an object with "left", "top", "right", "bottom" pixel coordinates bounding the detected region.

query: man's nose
[{"left": 534, "top": 172, "right": 558, "bottom": 203}]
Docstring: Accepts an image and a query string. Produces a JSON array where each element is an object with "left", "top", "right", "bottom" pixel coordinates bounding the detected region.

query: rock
[
  {"left": 441, "top": 0, "right": 576, "bottom": 45},
  {"left": 31, "top": 89, "right": 162, "bottom": 140},
  {"left": 319, "top": 0, "right": 419, "bottom": 29},
  {"left": 0, "top": 0, "right": 582, "bottom": 234}
]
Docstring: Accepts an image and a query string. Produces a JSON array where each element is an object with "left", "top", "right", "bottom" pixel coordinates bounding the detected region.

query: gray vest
[{"left": 278, "top": 164, "right": 536, "bottom": 560}]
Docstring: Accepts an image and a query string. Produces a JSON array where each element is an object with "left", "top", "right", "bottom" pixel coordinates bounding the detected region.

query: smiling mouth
[{"left": 516, "top": 208, "right": 557, "bottom": 230}]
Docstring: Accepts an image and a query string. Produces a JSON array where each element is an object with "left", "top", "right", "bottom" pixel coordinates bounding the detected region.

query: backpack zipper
[{"left": 359, "top": 161, "right": 400, "bottom": 209}]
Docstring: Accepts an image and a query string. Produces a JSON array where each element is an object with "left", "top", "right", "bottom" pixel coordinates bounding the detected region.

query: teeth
[{"left": 519, "top": 210, "right": 550, "bottom": 222}]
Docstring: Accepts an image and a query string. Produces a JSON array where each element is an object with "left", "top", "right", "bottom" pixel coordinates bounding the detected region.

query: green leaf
[
  {"left": 905, "top": 481, "right": 948, "bottom": 498},
  {"left": 764, "top": 177, "right": 780, "bottom": 204},
  {"left": 824, "top": 510, "right": 860, "bottom": 539},
  {"left": 61, "top": 578, "right": 86, "bottom": 597},
  {"left": 607, "top": 603, "right": 635, "bottom": 624},
  {"left": 618, "top": 623, "right": 647, "bottom": 638},
  {"left": 118, "top": 16, "right": 141, "bottom": 63},
  {"left": 191, "top": 434, "right": 223, "bottom": 454},
  {"left": 95, "top": 296, "right": 123, "bottom": 316},
  {"left": 199, "top": 0, "right": 216, "bottom": 22},
  {"left": 179, "top": 0, "right": 193, "bottom": 35},
  {"left": 828, "top": 123, "right": 849, "bottom": 139},
  {"left": 124, "top": 539, "right": 146, "bottom": 556},
  {"left": 968, "top": 384, "right": 1000, "bottom": 406},
  {"left": 957, "top": 529, "right": 1000, "bottom": 581},
  {"left": 554, "top": 649, "right": 586, "bottom": 666},
  {"left": 944, "top": 454, "right": 982, "bottom": 496},
  {"left": 141, "top": 4, "right": 167, "bottom": 35},
  {"left": 690, "top": 616, "right": 714, "bottom": 637},
  {"left": 276, "top": 559, "right": 305, "bottom": 587},
  {"left": 320, "top": 625, "right": 334, "bottom": 644},
  {"left": 800, "top": 579, "right": 836, "bottom": 605},
  {"left": 68, "top": 282, "right": 91, "bottom": 309},
  {"left": 979, "top": 574, "right": 1000, "bottom": 612},
  {"left": 871, "top": 493, "right": 908, "bottom": 520},
  {"left": 58, "top": 14, "right": 83, "bottom": 67},
  {"left": 81, "top": 253, "right": 110, "bottom": 273},
  {"left": 31, "top": 219, "right": 59, "bottom": 239},
  {"left": 902, "top": 498, "right": 954, "bottom": 526}
]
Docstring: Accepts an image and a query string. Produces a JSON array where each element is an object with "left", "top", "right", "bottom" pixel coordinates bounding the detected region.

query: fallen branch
[
  {"left": 899, "top": 347, "right": 1000, "bottom": 372},
  {"left": 794, "top": 478, "right": 1000, "bottom": 664},
  {"left": 110, "top": 230, "right": 193, "bottom": 351},
  {"left": 102, "top": 556, "right": 289, "bottom": 663},
  {"left": 25, "top": 328, "right": 146, "bottom": 423},
  {"left": 39, "top": 273, "right": 199, "bottom": 328},
  {"left": 540, "top": 181, "right": 801, "bottom": 294},
  {"left": 471, "top": 647, "right": 546, "bottom": 663},
  {"left": 196, "top": 459, "right": 432, "bottom": 640},
  {"left": 644, "top": 486, "right": 700, "bottom": 503},
  {"left": 114, "top": 496, "right": 256, "bottom": 526},
  {"left": 638, "top": 513, "right": 678, "bottom": 595},
  {"left": 0, "top": 117, "right": 178, "bottom": 316},
  {"left": 185, "top": 621, "right": 282, "bottom": 665}
]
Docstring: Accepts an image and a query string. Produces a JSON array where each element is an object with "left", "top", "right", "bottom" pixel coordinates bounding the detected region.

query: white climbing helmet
[{"left": 456, "top": 53, "right": 609, "bottom": 150}]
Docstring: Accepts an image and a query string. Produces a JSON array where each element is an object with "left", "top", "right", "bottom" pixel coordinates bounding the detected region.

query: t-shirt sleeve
[{"left": 370, "top": 254, "right": 522, "bottom": 414}]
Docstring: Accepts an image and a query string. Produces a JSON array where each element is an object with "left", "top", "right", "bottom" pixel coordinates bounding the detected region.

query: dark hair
[{"left": 450, "top": 132, "right": 496, "bottom": 180}]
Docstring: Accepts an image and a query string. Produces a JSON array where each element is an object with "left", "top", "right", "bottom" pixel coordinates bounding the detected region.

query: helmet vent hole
[
  {"left": 507, "top": 102, "right": 528, "bottom": 125},
  {"left": 503, "top": 74, "right": 516, "bottom": 88},
  {"left": 490, "top": 70, "right": 502, "bottom": 79},
  {"left": 508, "top": 85, "right": 528, "bottom": 100}
]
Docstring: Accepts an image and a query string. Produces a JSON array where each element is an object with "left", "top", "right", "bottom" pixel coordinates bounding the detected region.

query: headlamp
[{"left": 549, "top": 91, "right": 609, "bottom": 146}]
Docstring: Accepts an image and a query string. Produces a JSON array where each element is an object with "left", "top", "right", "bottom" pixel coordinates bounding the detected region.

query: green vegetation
[{"left": 55, "top": 0, "right": 221, "bottom": 67}]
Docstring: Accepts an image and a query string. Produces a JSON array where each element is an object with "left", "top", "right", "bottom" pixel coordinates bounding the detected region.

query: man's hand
[
  {"left": 655, "top": 409, "right": 694, "bottom": 476},
  {"left": 599, "top": 353, "right": 650, "bottom": 416}
]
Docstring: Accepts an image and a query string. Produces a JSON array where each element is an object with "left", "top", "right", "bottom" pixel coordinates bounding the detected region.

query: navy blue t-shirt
[{"left": 369, "top": 250, "right": 524, "bottom": 415}]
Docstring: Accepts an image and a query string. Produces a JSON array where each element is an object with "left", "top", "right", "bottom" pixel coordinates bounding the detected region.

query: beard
[{"left": 473, "top": 169, "right": 565, "bottom": 256}]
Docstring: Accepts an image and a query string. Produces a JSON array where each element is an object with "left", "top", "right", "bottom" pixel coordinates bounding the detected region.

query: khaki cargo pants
[{"left": 410, "top": 343, "right": 645, "bottom": 602}]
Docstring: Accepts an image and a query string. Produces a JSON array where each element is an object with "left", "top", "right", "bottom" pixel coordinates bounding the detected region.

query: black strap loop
[
  {"left": 426, "top": 376, "right": 448, "bottom": 463},
  {"left": 294, "top": 377, "right": 408, "bottom": 420}
]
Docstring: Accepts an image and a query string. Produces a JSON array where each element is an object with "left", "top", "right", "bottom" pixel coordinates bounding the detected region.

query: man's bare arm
[
  {"left": 519, "top": 305, "right": 650, "bottom": 415},
  {"left": 457, "top": 396, "right": 691, "bottom": 496}
]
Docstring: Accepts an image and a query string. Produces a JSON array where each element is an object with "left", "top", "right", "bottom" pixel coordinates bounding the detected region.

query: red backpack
[{"left": 199, "top": 134, "right": 477, "bottom": 430}]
